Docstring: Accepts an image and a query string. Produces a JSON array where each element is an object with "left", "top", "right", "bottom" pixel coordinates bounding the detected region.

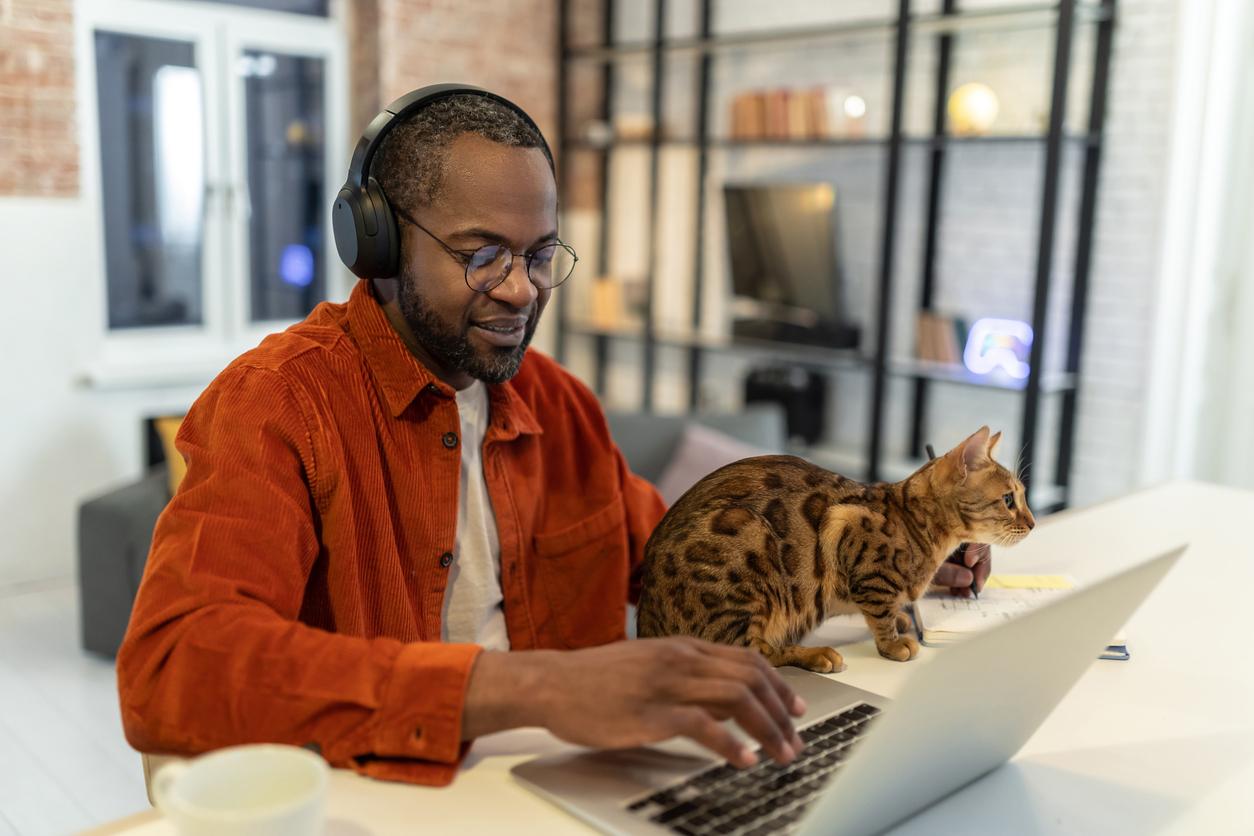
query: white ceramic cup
[{"left": 152, "top": 744, "right": 328, "bottom": 836}]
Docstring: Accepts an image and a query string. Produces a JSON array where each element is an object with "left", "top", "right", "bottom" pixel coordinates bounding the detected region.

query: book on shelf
[
  {"left": 728, "top": 86, "right": 862, "bottom": 141},
  {"left": 915, "top": 311, "right": 968, "bottom": 365}
]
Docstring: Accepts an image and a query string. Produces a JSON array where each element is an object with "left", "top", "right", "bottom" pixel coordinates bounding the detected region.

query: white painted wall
[{"left": 0, "top": 197, "right": 209, "bottom": 588}]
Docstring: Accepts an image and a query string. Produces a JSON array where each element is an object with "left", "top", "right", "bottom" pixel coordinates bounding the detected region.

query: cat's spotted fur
[{"left": 636, "top": 427, "right": 1035, "bottom": 672}]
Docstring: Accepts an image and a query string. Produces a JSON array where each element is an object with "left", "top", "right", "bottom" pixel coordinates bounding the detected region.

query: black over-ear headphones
[{"left": 332, "top": 82, "right": 552, "bottom": 280}]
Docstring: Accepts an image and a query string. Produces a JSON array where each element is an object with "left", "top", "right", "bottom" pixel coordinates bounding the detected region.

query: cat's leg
[
  {"left": 743, "top": 607, "right": 846, "bottom": 673},
  {"left": 856, "top": 602, "right": 919, "bottom": 662},
  {"left": 747, "top": 637, "right": 846, "bottom": 673}
]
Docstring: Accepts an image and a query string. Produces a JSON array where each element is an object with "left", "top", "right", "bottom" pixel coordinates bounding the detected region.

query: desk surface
[{"left": 90, "top": 480, "right": 1254, "bottom": 835}]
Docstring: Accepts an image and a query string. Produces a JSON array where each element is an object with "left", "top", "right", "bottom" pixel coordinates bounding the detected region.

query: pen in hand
[{"left": 926, "top": 443, "right": 980, "bottom": 600}]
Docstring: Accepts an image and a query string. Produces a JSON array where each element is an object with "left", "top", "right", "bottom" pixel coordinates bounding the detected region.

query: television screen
[{"left": 723, "top": 182, "right": 846, "bottom": 325}]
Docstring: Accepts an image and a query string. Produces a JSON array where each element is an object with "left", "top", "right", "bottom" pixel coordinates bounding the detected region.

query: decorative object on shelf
[
  {"left": 915, "top": 311, "right": 968, "bottom": 365},
  {"left": 589, "top": 275, "right": 627, "bottom": 328},
  {"left": 744, "top": 365, "right": 828, "bottom": 445},
  {"left": 827, "top": 88, "right": 868, "bottom": 138},
  {"left": 613, "top": 113, "right": 655, "bottom": 141},
  {"left": 581, "top": 118, "right": 614, "bottom": 147},
  {"left": 963, "top": 318, "right": 1033, "bottom": 380},
  {"left": 947, "top": 82, "right": 1000, "bottom": 136}
]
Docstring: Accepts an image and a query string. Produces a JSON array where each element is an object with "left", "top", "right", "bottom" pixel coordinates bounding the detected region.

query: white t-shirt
[{"left": 440, "top": 381, "right": 510, "bottom": 650}]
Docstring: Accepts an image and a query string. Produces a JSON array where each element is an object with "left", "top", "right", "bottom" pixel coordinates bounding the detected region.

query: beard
[{"left": 397, "top": 268, "right": 538, "bottom": 384}]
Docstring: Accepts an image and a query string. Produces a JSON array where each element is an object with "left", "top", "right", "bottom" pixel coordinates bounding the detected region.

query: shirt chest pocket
[{"left": 531, "top": 499, "right": 628, "bottom": 649}]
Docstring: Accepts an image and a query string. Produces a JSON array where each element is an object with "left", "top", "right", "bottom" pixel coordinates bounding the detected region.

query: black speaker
[{"left": 744, "top": 366, "right": 828, "bottom": 445}]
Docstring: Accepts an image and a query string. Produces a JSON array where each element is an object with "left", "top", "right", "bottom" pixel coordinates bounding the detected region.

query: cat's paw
[
  {"left": 876, "top": 635, "right": 919, "bottom": 662},
  {"left": 894, "top": 612, "right": 913, "bottom": 636},
  {"left": 793, "top": 646, "right": 846, "bottom": 674}
]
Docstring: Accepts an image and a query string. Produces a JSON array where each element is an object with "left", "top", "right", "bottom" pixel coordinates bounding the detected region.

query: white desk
[{"left": 90, "top": 481, "right": 1254, "bottom": 835}]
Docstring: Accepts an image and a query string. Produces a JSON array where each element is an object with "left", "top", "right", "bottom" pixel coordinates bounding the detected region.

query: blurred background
[
  {"left": 0, "top": 0, "right": 1253, "bottom": 829},
  {"left": 2, "top": 0, "right": 1253, "bottom": 593}
]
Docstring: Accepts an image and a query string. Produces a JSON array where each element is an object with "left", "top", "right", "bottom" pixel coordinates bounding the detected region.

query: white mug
[{"left": 152, "top": 744, "right": 328, "bottom": 836}]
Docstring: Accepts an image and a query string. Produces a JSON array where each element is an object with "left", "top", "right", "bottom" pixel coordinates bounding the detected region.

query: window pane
[
  {"left": 95, "top": 31, "right": 205, "bottom": 329},
  {"left": 241, "top": 50, "right": 326, "bottom": 322},
  {"left": 177, "top": 0, "right": 327, "bottom": 16}
]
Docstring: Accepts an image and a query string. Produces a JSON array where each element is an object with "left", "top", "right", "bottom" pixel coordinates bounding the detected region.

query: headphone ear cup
[
  {"left": 332, "top": 187, "right": 366, "bottom": 276},
  {"left": 365, "top": 177, "right": 400, "bottom": 279},
  {"left": 332, "top": 179, "right": 399, "bottom": 279}
]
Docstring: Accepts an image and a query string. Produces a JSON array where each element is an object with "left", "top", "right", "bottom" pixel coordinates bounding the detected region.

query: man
[{"left": 116, "top": 90, "right": 988, "bottom": 788}]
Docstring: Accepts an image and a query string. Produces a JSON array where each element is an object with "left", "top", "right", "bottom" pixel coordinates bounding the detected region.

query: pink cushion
[{"left": 655, "top": 422, "right": 770, "bottom": 506}]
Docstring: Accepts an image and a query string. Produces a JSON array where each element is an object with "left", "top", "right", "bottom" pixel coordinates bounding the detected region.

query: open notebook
[{"left": 913, "top": 575, "right": 1130, "bottom": 660}]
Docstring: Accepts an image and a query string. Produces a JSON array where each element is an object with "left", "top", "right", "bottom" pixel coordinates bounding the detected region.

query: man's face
[{"left": 395, "top": 133, "right": 557, "bottom": 388}]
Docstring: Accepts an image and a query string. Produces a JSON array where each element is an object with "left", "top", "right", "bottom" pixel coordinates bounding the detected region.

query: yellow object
[
  {"left": 948, "top": 82, "right": 1000, "bottom": 136},
  {"left": 983, "top": 574, "right": 1075, "bottom": 590},
  {"left": 590, "top": 276, "right": 625, "bottom": 329},
  {"left": 154, "top": 415, "right": 187, "bottom": 495}
]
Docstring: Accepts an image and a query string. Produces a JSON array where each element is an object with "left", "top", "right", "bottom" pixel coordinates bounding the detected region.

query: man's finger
[
  {"left": 972, "top": 548, "right": 993, "bottom": 592},
  {"left": 964, "top": 543, "right": 991, "bottom": 568},
  {"left": 684, "top": 639, "right": 807, "bottom": 717},
  {"left": 693, "top": 652, "right": 803, "bottom": 753},
  {"left": 671, "top": 707, "right": 758, "bottom": 768},
  {"left": 679, "top": 680, "right": 794, "bottom": 764},
  {"left": 933, "top": 562, "right": 973, "bottom": 588}
]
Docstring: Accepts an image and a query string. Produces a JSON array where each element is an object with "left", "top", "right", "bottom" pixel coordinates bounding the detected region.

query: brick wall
[
  {"left": 0, "top": 0, "right": 77, "bottom": 196},
  {"left": 348, "top": 0, "right": 558, "bottom": 144}
]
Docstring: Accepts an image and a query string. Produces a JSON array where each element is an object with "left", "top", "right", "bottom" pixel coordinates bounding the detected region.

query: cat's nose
[{"left": 1024, "top": 514, "right": 1036, "bottom": 530}]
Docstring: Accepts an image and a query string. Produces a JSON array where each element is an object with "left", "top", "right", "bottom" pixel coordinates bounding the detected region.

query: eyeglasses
[{"left": 393, "top": 205, "right": 578, "bottom": 293}]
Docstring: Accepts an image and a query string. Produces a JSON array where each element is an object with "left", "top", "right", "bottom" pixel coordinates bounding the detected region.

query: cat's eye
[{"left": 1004, "top": 493, "right": 1016, "bottom": 509}]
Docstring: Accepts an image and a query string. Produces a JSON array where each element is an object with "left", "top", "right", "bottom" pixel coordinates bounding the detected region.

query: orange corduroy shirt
[{"left": 116, "top": 280, "right": 667, "bottom": 786}]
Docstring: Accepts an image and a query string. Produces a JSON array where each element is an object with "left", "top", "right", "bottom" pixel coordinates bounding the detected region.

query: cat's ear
[
  {"left": 958, "top": 426, "right": 992, "bottom": 477},
  {"left": 988, "top": 431, "right": 1002, "bottom": 460}
]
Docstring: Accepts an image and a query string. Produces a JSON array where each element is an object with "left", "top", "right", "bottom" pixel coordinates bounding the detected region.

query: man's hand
[
  {"left": 464, "top": 637, "right": 806, "bottom": 768},
  {"left": 932, "top": 543, "right": 992, "bottom": 597}
]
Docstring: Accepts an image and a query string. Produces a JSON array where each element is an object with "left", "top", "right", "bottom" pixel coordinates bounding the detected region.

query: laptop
[{"left": 512, "top": 546, "right": 1185, "bottom": 836}]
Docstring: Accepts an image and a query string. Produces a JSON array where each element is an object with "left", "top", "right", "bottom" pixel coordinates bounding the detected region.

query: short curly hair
[{"left": 372, "top": 93, "right": 554, "bottom": 214}]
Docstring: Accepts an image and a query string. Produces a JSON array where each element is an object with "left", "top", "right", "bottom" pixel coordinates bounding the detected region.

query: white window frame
[{"left": 75, "top": 0, "right": 351, "bottom": 389}]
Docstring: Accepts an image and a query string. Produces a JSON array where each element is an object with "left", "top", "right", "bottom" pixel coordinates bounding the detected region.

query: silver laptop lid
[{"left": 799, "top": 545, "right": 1185, "bottom": 836}]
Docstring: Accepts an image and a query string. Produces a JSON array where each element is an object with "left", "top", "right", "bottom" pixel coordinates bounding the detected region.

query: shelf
[
  {"left": 565, "top": 2, "right": 1111, "bottom": 62},
  {"left": 797, "top": 442, "right": 923, "bottom": 482},
  {"left": 565, "top": 319, "right": 869, "bottom": 371},
  {"left": 565, "top": 321, "right": 1074, "bottom": 394},
  {"left": 563, "top": 133, "right": 1099, "bottom": 152},
  {"left": 794, "top": 441, "right": 1067, "bottom": 509},
  {"left": 888, "top": 358, "right": 1076, "bottom": 394}
]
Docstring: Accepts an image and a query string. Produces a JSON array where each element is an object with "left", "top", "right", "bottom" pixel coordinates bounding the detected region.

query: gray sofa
[{"left": 76, "top": 404, "right": 786, "bottom": 657}]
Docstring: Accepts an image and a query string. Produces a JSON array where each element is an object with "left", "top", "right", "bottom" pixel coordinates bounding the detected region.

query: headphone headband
[
  {"left": 333, "top": 83, "right": 551, "bottom": 279},
  {"left": 344, "top": 83, "right": 551, "bottom": 191}
]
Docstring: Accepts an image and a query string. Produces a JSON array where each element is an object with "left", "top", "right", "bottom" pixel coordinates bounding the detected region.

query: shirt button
[
  {"left": 439, "top": 551, "right": 454, "bottom": 568},
  {"left": 442, "top": 431, "right": 458, "bottom": 449}
]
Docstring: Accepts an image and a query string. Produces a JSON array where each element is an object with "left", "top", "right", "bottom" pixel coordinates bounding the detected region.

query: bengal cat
[{"left": 636, "top": 427, "right": 1035, "bottom": 673}]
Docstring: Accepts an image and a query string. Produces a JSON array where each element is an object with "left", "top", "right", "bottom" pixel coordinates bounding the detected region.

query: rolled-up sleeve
[{"left": 115, "top": 365, "right": 481, "bottom": 786}]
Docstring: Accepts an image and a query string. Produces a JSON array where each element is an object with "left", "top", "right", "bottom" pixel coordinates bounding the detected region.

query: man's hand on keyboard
[{"left": 533, "top": 637, "right": 807, "bottom": 768}]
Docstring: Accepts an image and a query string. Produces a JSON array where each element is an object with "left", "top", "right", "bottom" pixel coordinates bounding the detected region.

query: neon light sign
[{"left": 963, "top": 318, "right": 1033, "bottom": 380}]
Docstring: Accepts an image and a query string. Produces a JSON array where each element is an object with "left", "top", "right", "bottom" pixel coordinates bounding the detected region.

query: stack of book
[
  {"left": 915, "top": 311, "right": 969, "bottom": 365},
  {"left": 729, "top": 87, "right": 864, "bottom": 141}
]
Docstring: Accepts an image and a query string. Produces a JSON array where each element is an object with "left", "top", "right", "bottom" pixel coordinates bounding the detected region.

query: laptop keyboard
[{"left": 624, "top": 702, "right": 881, "bottom": 835}]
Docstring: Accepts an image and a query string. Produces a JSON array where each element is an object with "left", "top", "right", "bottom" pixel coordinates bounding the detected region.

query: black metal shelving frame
[{"left": 553, "top": 0, "right": 1116, "bottom": 512}]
